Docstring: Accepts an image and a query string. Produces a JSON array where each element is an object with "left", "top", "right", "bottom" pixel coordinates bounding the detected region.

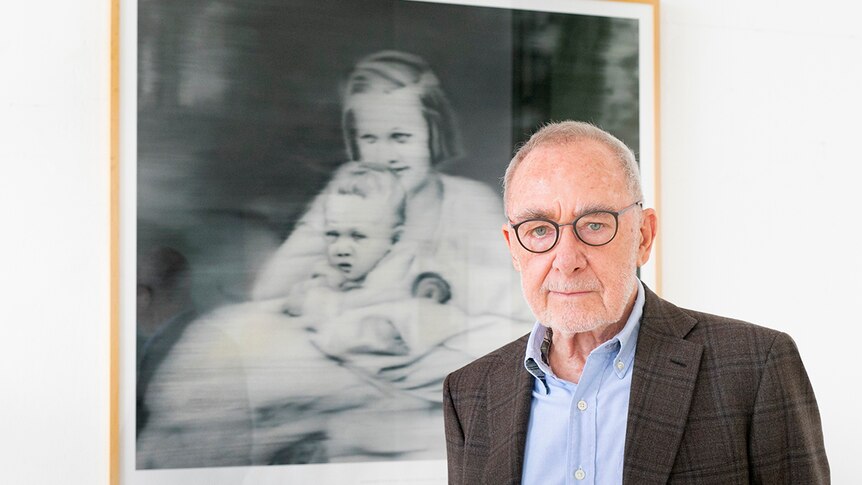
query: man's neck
[{"left": 547, "top": 290, "right": 637, "bottom": 383}]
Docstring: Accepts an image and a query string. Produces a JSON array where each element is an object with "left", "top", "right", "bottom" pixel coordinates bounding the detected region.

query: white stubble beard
[{"left": 529, "top": 245, "right": 640, "bottom": 336}]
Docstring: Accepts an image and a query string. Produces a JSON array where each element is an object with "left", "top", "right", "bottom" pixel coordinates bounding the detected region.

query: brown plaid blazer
[{"left": 443, "top": 287, "right": 829, "bottom": 484}]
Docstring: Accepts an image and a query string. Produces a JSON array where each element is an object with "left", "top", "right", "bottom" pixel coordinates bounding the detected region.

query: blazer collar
[{"left": 623, "top": 285, "right": 704, "bottom": 484}]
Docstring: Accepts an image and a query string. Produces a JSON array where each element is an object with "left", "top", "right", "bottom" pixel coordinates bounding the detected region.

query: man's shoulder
[
  {"left": 646, "top": 292, "right": 793, "bottom": 363},
  {"left": 445, "top": 333, "right": 529, "bottom": 387},
  {"left": 645, "top": 289, "right": 789, "bottom": 344},
  {"left": 683, "top": 306, "right": 785, "bottom": 341}
]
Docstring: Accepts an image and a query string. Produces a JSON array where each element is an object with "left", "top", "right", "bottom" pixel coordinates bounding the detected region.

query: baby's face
[{"left": 324, "top": 194, "right": 399, "bottom": 282}]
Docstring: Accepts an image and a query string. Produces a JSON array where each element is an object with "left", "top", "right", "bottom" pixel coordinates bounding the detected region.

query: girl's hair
[{"left": 342, "top": 50, "right": 462, "bottom": 166}]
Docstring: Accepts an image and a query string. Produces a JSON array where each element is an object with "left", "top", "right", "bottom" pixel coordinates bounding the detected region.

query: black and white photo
[{"left": 119, "top": 0, "right": 657, "bottom": 482}]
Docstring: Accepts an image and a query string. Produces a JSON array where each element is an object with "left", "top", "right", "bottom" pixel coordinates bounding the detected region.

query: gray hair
[{"left": 503, "top": 121, "right": 643, "bottom": 213}]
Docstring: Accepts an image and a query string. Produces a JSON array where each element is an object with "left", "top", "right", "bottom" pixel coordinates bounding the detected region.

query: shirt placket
[{"left": 567, "top": 348, "right": 612, "bottom": 485}]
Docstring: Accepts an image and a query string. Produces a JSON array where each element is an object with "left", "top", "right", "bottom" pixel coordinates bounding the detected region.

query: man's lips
[
  {"left": 548, "top": 290, "right": 592, "bottom": 296},
  {"left": 545, "top": 284, "right": 598, "bottom": 296}
]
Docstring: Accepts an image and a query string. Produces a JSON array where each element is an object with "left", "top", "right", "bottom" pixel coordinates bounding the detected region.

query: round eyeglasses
[{"left": 510, "top": 201, "right": 642, "bottom": 253}]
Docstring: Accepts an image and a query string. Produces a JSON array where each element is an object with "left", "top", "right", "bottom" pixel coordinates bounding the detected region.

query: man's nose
[{"left": 551, "top": 226, "right": 587, "bottom": 274}]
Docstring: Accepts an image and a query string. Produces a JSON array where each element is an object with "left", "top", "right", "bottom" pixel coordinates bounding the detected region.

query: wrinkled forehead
[
  {"left": 324, "top": 193, "right": 399, "bottom": 228},
  {"left": 507, "top": 142, "right": 630, "bottom": 219}
]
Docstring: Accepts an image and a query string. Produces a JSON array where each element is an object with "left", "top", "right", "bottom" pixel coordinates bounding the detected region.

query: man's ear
[
  {"left": 502, "top": 223, "right": 522, "bottom": 272},
  {"left": 636, "top": 208, "right": 658, "bottom": 267}
]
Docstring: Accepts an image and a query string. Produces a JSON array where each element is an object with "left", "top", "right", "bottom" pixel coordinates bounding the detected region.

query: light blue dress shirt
[{"left": 521, "top": 281, "right": 644, "bottom": 485}]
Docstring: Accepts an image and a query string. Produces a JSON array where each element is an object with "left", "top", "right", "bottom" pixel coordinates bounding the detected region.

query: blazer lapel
[
  {"left": 484, "top": 338, "right": 534, "bottom": 484},
  {"left": 623, "top": 288, "right": 704, "bottom": 484}
]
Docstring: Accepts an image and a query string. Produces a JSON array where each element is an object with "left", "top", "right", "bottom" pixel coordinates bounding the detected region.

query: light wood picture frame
[{"left": 111, "top": 0, "right": 660, "bottom": 483}]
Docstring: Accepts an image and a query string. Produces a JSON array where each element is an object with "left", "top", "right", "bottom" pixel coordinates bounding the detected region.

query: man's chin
[
  {"left": 540, "top": 304, "right": 616, "bottom": 335},
  {"left": 545, "top": 318, "right": 609, "bottom": 336}
]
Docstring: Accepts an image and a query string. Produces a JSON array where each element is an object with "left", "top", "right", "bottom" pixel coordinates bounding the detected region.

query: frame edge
[{"left": 110, "top": 0, "right": 121, "bottom": 482}]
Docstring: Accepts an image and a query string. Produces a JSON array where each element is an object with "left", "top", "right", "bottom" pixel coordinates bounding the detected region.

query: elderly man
[{"left": 443, "top": 121, "right": 828, "bottom": 484}]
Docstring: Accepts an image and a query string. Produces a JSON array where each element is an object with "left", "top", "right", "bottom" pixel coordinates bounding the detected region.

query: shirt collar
[
  {"left": 523, "top": 280, "right": 645, "bottom": 384},
  {"left": 524, "top": 322, "right": 552, "bottom": 383}
]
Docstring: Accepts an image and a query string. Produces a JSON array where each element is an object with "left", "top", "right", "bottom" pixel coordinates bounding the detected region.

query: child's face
[
  {"left": 350, "top": 89, "right": 432, "bottom": 195},
  {"left": 324, "top": 194, "right": 399, "bottom": 282}
]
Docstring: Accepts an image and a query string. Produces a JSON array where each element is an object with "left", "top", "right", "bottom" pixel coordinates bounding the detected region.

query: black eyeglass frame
[{"left": 509, "top": 201, "right": 643, "bottom": 253}]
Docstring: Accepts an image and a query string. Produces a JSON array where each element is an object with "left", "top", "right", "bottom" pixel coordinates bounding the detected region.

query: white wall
[
  {"left": 660, "top": 1, "right": 862, "bottom": 482},
  {"left": 2, "top": 0, "right": 858, "bottom": 483},
  {"left": 0, "top": 1, "right": 112, "bottom": 484}
]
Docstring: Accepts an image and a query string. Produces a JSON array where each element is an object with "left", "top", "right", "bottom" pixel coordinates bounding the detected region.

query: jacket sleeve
[
  {"left": 443, "top": 372, "right": 466, "bottom": 484},
  {"left": 748, "top": 332, "right": 830, "bottom": 484}
]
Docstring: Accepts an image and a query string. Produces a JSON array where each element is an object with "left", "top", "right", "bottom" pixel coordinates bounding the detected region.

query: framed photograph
[{"left": 112, "top": 0, "right": 659, "bottom": 483}]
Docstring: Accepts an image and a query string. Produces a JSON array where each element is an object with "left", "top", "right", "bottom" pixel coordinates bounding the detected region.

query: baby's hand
[{"left": 411, "top": 272, "right": 451, "bottom": 304}]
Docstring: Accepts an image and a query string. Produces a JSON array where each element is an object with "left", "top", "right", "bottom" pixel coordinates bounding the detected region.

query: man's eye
[
  {"left": 359, "top": 134, "right": 377, "bottom": 144},
  {"left": 392, "top": 133, "right": 412, "bottom": 143},
  {"left": 351, "top": 232, "right": 367, "bottom": 241},
  {"left": 325, "top": 231, "right": 338, "bottom": 242},
  {"left": 586, "top": 222, "right": 605, "bottom": 231},
  {"left": 530, "top": 225, "right": 552, "bottom": 238}
]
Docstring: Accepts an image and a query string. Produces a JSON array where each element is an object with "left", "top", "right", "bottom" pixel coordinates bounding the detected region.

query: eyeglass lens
[{"left": 516, "top": 211, "right": 618, "bottom": 252}]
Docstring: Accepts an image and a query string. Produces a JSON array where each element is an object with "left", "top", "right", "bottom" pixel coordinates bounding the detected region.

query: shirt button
[
  {"left": 574, "top": 468, "right": 586, "bottom": 480},
  {"left": 577, "top": 399, "right": 588, "bottom": 411},
  {"left": 616, "top": 360, "right": 625, "bottom": 370}
]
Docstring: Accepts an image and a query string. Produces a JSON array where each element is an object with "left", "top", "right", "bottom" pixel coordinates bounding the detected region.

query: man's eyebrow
[
  {"left": 510, "top": 203, "right": 619, "bottom": 223},
  {"left": 510, "top": 208, "right": 555, "bottom": 222},
  {"left": 575, "top": 203, "right": 617, "bottom": 215}
]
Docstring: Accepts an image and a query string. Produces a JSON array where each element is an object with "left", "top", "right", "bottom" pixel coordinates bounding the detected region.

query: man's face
[
  {"left": 324, "top": 194, "right": 400, "bottom": 282},
  {"left": 503, "top": 140, "right": 656, "bottom": 335}
]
